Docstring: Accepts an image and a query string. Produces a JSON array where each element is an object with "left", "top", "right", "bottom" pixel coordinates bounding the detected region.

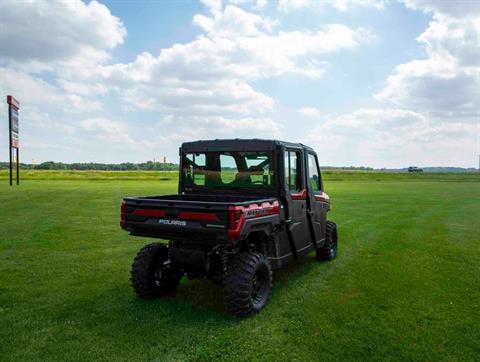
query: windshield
[{"left": 182, "top": 151, "right": 275, "bottom": 191}]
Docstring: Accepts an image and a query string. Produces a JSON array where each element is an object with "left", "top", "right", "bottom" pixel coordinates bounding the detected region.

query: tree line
[
  {"left": 0, "top": 162, "right": 375, "bottom": 171},
  {"left": 0, "top": 161, "right": 179, "bottom": 171},
  {"left": 0, "top": 162, "right": 475, "bottom": 172}
]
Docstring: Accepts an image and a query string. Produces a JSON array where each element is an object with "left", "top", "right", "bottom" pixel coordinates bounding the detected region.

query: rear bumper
[{"left": 124, "top": 221, "right": 230, "bottom": 244}]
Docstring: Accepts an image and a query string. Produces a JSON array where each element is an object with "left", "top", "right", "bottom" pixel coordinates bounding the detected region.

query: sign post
[{"left": 7, "top": 95, "right": 20, "bottom": 186}]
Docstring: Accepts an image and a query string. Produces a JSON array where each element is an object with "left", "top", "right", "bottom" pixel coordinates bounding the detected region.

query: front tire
[
  {"left": 224, "top": 252, "right": 272, "bottom": 317},
  {"left": 316, "top": 221, "right": 338, "bottom": 261},
  {"left": 130, "top": 243, "right": 181, "bottom": 299}
]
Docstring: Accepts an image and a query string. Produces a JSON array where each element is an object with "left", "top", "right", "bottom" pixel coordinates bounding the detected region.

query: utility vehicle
[{"left": 121, "top": 139, "right": 338, "bottom": 317}]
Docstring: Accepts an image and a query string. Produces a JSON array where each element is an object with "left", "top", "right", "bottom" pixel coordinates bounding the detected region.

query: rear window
[{"left": 182, "top": 151, "right": 275, "bottom": 190}]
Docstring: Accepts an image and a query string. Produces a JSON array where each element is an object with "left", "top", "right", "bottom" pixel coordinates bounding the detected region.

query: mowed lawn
[{"left": 0, "top": 173, "right": 479, "bottom": 361}]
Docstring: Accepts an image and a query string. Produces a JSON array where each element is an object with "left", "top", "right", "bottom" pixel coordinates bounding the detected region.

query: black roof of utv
[{"left": 181, "top": 139, "right": 315, "bottom": 153}]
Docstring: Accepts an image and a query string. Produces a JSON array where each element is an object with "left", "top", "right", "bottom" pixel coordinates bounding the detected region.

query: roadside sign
[
  {"left": 7, "top": 95, "right": 20, "bottom": 185},
  {"left": 10, "top": 105, "right": 19, "bottom": 148}
]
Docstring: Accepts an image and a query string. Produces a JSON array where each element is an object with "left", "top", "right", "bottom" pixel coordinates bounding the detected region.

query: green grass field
[
  {"left": 1, "top": 169, "right": 479, "bottom": 182},
  {"left": 1, "top": 172, "right": 479, "bottom": 361}
]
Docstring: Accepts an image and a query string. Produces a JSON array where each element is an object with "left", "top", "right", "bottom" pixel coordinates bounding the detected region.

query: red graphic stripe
[
  {"left": 314, "top": 192, "right": 330, "bottom": 203},
  {"left": 178, "top": 211, "right": 219, "bottom": 221},
  {"left": 132, "top": 209, "right": 166, "bottom": 217},
  {"left": 291, "top": 189, "right": 307, "bottom": 200}
]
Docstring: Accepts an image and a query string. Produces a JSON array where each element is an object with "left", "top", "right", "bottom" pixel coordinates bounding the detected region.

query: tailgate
[{"left": 121, "top": 196, "right": 230, "bottom": 243}]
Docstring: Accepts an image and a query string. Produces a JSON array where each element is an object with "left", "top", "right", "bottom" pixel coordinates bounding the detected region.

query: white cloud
[
  {"left": 87, "top": 5, "right": 373, "bottom": 123},
  {"left": 278, "top": 0, "right": 312, "bottom": 12},
  {"left": 193, "top": 4, "right": 275, "bottom": 36},
  {"left": 0, "top": 0, "right": 126, "bottom": 68},
  {"left": 81, "top": 118, "right": 135, "bottom": 145},
  {"left": 318, "top": 108, "right": 429, "bottom": 131},
  {"left": 308, "top": 1, "right": 480, "bottom": 168},
  {"left": 1, "top": 1, "right": 378, "bottom": 164},
  {"left": 278, "top": 0, "right": 385, "bottom": 12},
  {"left": 298, "top": 107, "right": 321, "bottom": 118},
  {"left": 65, "top": 94, "right": 104, "bottom": 112},
  {"left": 254, "top": 0, "right": 268, "bottom": 11},
  {"left": 305, "top": 108, "right": 478, "bottom": 167},
  {"left": 0, "top": 68, "right": 103, "bottom": 113},
  {"left": 166, "top": 115, "right": 283, "bottom": 140},
  {"left": 58, "top": 80, "right": 108, "bottom": 97},
  {"left": 0, "top": 1, "right": 126, "bottom": 117},
  {"left": 24, "top": 107, "right": 76, "bottom": 135},
  {"left": 377, "top": 4, "right": 480, "bottom": 122},
  {"left": 330, "top": 0, "right": 385, "bottom": 11},
  {"left": 181, "top": 9, "right": 369, "bottom": 80},
  {"left": 200, "top": 0, "right": 223, "bottom": 16},
  {"left": 4, "top": 0, "right": 474, "bottom": 168},
  {"left": 119, "top": 78, "right": 274, "bottom": 115},
  {"left": 0, "top": 68, "right": 62, "bottom": 106},
  {"left": 402, "top": 0, "right": 480, "bottom": 17},
  {"left": 97, "top": 22, "right": 364, "bottom": 84}
]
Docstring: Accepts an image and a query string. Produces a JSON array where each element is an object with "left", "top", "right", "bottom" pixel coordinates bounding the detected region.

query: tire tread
[
  {"left": 130, "top": 243, "right": 180, "bottom": 299},
  {"left": 224, "top": 252, "right": 272, "bottom": 317},
  {"left": 316, "top": 221, "right": 338, "bottom": 261}
]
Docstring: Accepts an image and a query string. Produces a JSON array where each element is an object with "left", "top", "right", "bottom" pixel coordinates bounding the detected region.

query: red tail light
[
  {"left": 227, "top": 201, "right": 280, "bottom": 239},
  {"left": 120, "top": 202, "right": 126, "bottom": 227},
  {"left": 228, "top": 206, "right": 245, "bottom": 238}
]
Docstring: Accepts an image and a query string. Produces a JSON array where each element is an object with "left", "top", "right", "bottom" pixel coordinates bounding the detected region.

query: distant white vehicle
[{"left": 408, "top": 166, "right": 423, "bottom": 172}]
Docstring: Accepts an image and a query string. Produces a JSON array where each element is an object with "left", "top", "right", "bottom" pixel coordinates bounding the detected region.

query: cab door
[
  {"left": 283, "top": 149, "right": 312, "bottom": 256},
  {"left": 306, "top": 152, "right": 328, "bottom": 246}
]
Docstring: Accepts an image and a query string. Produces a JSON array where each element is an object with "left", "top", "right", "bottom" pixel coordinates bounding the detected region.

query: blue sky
[{"left": 0, "top": 0, "right": 478, "bottom": 168}]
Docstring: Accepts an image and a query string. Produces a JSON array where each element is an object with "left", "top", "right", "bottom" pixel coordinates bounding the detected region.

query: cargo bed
[{"left": 121, "top": 194, "right": 279, "bottom": 243}]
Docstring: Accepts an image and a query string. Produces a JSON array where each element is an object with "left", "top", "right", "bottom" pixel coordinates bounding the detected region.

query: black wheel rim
[
  {"left": 329, "top": 236, "right": 337, "bottom": 258},
  {"left": 251, "top": 265, "right": 269, "bottom": 308},
  {"left": 153, "top": 269, "right": 163, "bottom": 287}
]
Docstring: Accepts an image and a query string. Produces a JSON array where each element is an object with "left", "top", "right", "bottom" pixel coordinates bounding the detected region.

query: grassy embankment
[{"left": 0, "top": 171, "right": 479, "bottom": 360}]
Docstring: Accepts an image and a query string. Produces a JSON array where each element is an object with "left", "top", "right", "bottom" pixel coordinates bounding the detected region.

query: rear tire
[
  {"left": 316, "top": 221, "right": 338, "bottom": 261},
  {"left": 130, "top": 243, "right": 181, "bottom": 299},
  {"left": 224, "top": 252, "right": 272, "bottom": 317}
]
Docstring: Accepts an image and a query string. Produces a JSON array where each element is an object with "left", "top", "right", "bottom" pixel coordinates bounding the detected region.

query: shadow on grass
[
  {"left": 126, "top": 253, "right": 325, "bottom": 320},
  {"left": 64, "top": 252, "right": 331, "bottom": 337},
  {"left": 23, "top": 251, "right": 341, "bottom": 362}
]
